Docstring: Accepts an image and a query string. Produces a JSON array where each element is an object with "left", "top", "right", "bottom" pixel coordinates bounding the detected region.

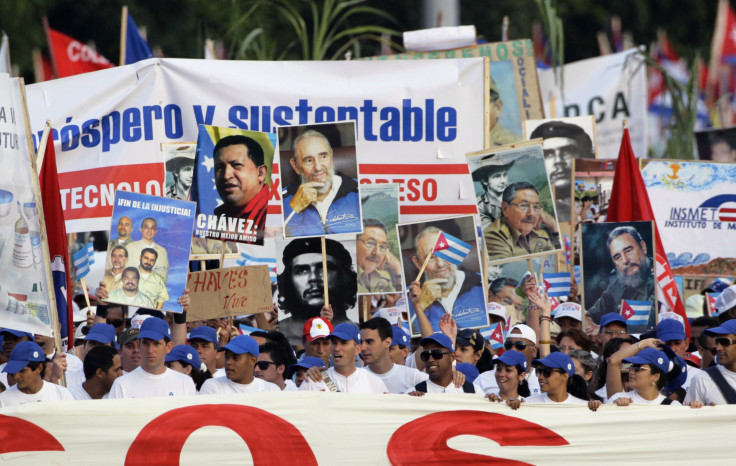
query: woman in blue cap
[
  {"left": 484, "top": 350, "right": 531, "bottom": 409},
  {"left": 589, "top": 338, "right": 681, "bottom": 409},
  {"left": 524, "top": 352, "right": 589, "bottom": 404},
  {"left": 165, "top": 345, "right": 212, "bottom": 391}
]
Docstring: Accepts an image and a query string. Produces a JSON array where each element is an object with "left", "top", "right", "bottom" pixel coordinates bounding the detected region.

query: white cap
[
  {"left": 714, "top": 285, "right": 736, "bottom": 314},
  {"left": 487, "top": 302, "right": 508, "bottom": 324},
  {"left": 74, "top": 324, "right": 88, "bottom": 341},
  {"left": 506, "top": 324, "right": 537, "bottom": 344},
  {"left": 72, "top": 301, "right": 86, "bottom": 323},
  {"left": 658, "top": 311, "right": 685, "bottom": 325},
  {"left": 554, "top": 302, "right": 582, "bottom": 322},
  {"left": 374, "top": 307, "right": 401, "bottom": 325},
  {"left": 130, "top": 313, "right": 152, "bottom": 329}
]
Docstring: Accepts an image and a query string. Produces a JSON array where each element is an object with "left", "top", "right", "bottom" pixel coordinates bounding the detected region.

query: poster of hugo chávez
[
  {"left": 104, "top": 191, "right": 195, "bottom": 313},
  {"left": 191, "top": 125, "right": 277, "bottom": 246}
]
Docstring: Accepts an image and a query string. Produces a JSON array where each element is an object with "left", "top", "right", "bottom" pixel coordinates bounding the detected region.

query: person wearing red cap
[
  {"left": 0, "top": 341, "right": 74, "bottom": 407},
  {"left": 302, "top": 317, "right": 333, "bottom": 367}
]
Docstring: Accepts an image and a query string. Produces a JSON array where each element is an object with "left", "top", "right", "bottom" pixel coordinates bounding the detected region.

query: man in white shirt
[
  {"left": 360, "top": 317, "right": 427, "bottom": 393},
  {"left": 0, "top": 328, "right": 33, "bottom": 387},
  {"left": 300, "top": 323, "right": 388, "bottom": 393},
  {"left": 408, "top": 333, "right": 475, "bottom": 394},
  {"left": 108, "top": 317, "right": 196, "bottom": 398},
  {"left": 0, "top": 341, "right": 74, "bottom": 407},
  {"left": 69, "top": 345, "right": 122, "bottom": 400},
  {"left": 254, "top": 342, "right": 298, "bottom": 391},
  {"left": 685, "top": 319, "right": 736, "bottom": 405},
  {"left": 200, "top": 335, "right": 281, "bottom": 394},
  {"left": 189, "top": 326, "right": 224, "bottom": 378},
  {"left": 66, "top": 322, "right": 118, "bottom": 388},
  {"left": 474, "top": 324, "right": 541, "bottom": 396}
]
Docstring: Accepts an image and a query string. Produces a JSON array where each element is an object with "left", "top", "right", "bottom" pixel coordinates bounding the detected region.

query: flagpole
[
  {"left": 321, "top": 236, "right": 330, "bottom": 308},
  {"left": 414, "top": 231, "right": 442, "bottom": 282},
  {"left": 41, "top": 17, "right": 60, "bottom": 79},
  {"left": 36, "top": 120, "right": 52, "bottom": 169},
  {"left": 119, "top": 5, "right": 128, "bottom": 66}
]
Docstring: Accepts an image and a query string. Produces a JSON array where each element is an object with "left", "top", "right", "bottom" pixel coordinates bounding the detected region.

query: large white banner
[
  {"left": 0, "top": 392, "right": 733, "bottom": 464},
  {"left": 642, "top": 160, "right": 736, "bottom": 276},
  {"left": 25, "top": 58, "right": 487, "bottom": 233},
  {"left": 539, "top": 48, "right": 647, "bottom": 159}
]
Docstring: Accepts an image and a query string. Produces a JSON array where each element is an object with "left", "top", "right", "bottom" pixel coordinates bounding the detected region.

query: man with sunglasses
[
  {"left": 409, "top": 333, "right": 475, "bottom": 394},
  {"left": 199, "top": 335, "right": 280, "bottom": 394},
  {"left": 357, "top": 219, "right": 401, "bottom": 294},
  {"left": 474, "top": 324, "right": 541, "bottom": 396},
  {"left": 685, "top": 319, "right": 736, "bottom": 405},
  {"left": 255, "top": 342, "right": 298, "bottom": 391},
  {"left": 485, "top": 182, "right": 557, "bottom": 262},
  {"left": 657, "top": 319, "right": 702, "bottom": 391}
]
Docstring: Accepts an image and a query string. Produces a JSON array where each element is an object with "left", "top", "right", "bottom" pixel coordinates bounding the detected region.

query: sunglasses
[
  {"left": 630, "top": 365, "right": 651, "bottom": 373},
  {"left": 715, "top": 337, "right": 736, "bottom": 348},
  {"left": 420, "top": 350, "right": 452, "bottom": 362},
  {"left": 603, "top": 329, "right": 627, "bottom": 336},
  {"left": 107, "top": 319, "right": 125, "bottom": 328},
  {"left": 538, "top": 367, "right": 565, "bottom": 378},
  {"left": 504, "top": 340, "right": 533, "bottom": 351},
  {"left": 255, "top": 361, "right": 277, "bottom": 370}
]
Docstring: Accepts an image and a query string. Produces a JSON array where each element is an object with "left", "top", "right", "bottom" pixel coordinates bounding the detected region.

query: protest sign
[
  {"left": 581, "top": 220, "right": 656, "bottom": 327},
  {"left": 0, "top": 75, "right": 55, "bottom": 337},
  {"left": 695, "top": 126, "right": 736, "bottom": 161},
  {"left": 186, "top": 265, "right": 273, "bottom": 321},
  {"left": 104, "top": 191, "right": 195, "bottom": 313},
  {"left": 571, "top": 158, "right": 617, "bottom": 266},
  {"left": 192, "top": 125, "right": 276, "bottom": 245},
  {"left": 523, "top": 115, "right": 598, "bottom": 223},
  {"left": 361, "top": 39, "right": 545, "bottom": 142},
  {"left": 356, "top": 183, "right": 402, "bottom": 296},
  {"left": 641, "top": 159, "right": 736, "bottom": 276},
  {"left": 538, "top": 48, "right": 647, "bottom": 159},
  {"left": 467, "top": 140, "right": 562, "bottom": 265},
  {"left": 275, "top": 236, "right": 358, "bottom": 346},
  {"left": 25, "top": 58, "right": 486, "bottom": 233},
  {"left": 278, "top": 121, "right": 362, "bottom": 238},
  {"left": 397, "top": 215, "right": 487, "bottom": 336}
]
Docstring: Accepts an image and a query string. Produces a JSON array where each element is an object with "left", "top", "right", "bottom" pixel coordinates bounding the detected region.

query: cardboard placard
[{"left": 186, "top": 265, "right": 273, "bottom": 321}]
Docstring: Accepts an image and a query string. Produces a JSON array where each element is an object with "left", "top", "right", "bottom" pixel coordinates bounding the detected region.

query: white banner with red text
[
  {"left": 0, "top": 392, "right": 733, "bottom": 465},
  {"left": 24, "top": 58, "right": 487, "bottom": 233}
]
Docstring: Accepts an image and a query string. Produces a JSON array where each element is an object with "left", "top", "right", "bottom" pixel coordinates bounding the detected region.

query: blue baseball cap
[
  {"left": 623, "top": 347, "right": 670, "bottom": 373},
  {"left": 138, "top": 317, "right": 171, "bottom": 342},
  {"left": 189, "top": 326, "right": 218, "bottom": 346},
  {"left": 0, "top": 328, "right": 33, "bottom": 340},
  {"left": 166, "top": 345, "right": 202, "bottom": 368},
  {"left": 660, "top": 345, "right": 688, "bottom": 396},
  {"left": 219, "top": 335, "right": 259, "bottom": 356},
  {"left": 290, "top": 356, "right": 326, "bottom": 371},
  {"left": 656, "top": 319, "right": 686, "bottom": 342},
  {"left": 493, "top": 350, "right": 528, "bottom": 372},
  {"left": 85, "top": 323, "right": 117, "bottom": 345},
  {"left": 455, "top": 362, "right": 479, "bottom": 383},
  {"left": 419, "top": 333, "right": 454, "bottom": 352},
  {"left": 329, "top": 323, "right": 361, "bottom": 344},
  {"left": 704, "top": 319, "right": 736, "bottom": 337},
  {"left": 599, "top": 313, "right": 627, "bottom": 332},
  {"left": 3, "top": 341, "right": 45, "bottom": 374},
  {"left": 533, "top": 352, "right": 575, "bottom": 377},
  {"left": 391, "top": 326, "right": 410, "bottom": 348}
]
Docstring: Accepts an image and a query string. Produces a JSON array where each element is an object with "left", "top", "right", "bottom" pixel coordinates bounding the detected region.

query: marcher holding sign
[
  {"left": 191, "top": 125, "right": 276, "bottom": 246},
  {"left": 102, "top": 191, "right": 195, "bottom": 313}
]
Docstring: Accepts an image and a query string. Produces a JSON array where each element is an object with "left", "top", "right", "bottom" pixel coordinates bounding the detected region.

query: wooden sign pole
[{"left": 321, "top": 236, "right": 330, "bottom": 308}]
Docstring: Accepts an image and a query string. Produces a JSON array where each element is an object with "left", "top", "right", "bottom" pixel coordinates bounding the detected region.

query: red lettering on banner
[
  {"left": 0, "top": 414, "right": 65, "bottom": 454},
  {"left": 125, "top": 404, "right": 317, "bottom": 465},
  {"left": 386, "top": 410, "right": 568, "bottom": 465}
]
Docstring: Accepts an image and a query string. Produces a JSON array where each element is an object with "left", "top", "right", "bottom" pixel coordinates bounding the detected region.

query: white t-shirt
[
  {"left": 685, "top": 365, "right": 736, "bottom": 405},
  {"left": 607, "top": 390, "right": 681, "bottom": 406},
  {"left": 366, "top": 363, "right": 428, "bottom": 394},
  {"left": 67, "top": 383, "right": 111, "bottom": 400},
  {"left": 299, "top": 367, "right": 388, "bottom": 394},
  {"left": 0, "top": 381, "right": 75, "bottom": 408},
  {"left": 65, "top": 353, "right": 85, "bottom": 389},
  {"left": 0, "top": 363, "right": 7, "bottom": 387},
  {"left": 682, "top": 366, "right": 702, "bottom": 392},
  {"left": 524, "top": 393, "right": 588, "bottom": 404},
  {"left": 199, "top": 376, "right": 281, "bottom": 395},
  {"left": 283, "top": 379, "right": 299, "bottom": 391},
  {"left": 213, "top": 368, "right": 226, "bottom": 378},
  {"left": 108, "top": 366, "right": 196, "bottom": 399},
  {"left": 595, "top": 385, "right": 609, "bottom": 403},
  {"left": 473, "top": 368, "right": 541, "bottom": 397},
  {"left": 424, "top": 379, "right": 474, "bottom": 394}
]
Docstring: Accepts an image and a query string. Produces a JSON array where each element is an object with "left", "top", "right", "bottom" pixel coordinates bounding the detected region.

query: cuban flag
[
  {"left": 544, "top": 273, "right": 572, "bottom": 297},
  {"left": 238, "top": 323, "right": 261, "bottom": 335},
  {"left": 706, "top": 292, "right": 720, "bottom": 317},
  {"left": 573, "top": 266, "right": 581, "bottom": 284},
  {"left": 237, "top": 252, "right": 277, "bottom": 282},
  {"left": 480, "top": 323, "right": 505, "bottom": 350},
  {"left": 433, "top": 232, "right": 472, "bottom": 266},
  {"left": 563, "top": 234, "right": 571, "bottom": 266},
  {"left": 72, "top": 243, "right": 95, "bottom": 279},
  {"left": 621, "top": 300, "right": 651, "bottom": 327}
]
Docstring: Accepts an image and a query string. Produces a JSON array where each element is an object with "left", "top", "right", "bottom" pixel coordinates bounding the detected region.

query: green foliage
[{"left": 534, "top": 0, "right": 564, "bottom": 86}]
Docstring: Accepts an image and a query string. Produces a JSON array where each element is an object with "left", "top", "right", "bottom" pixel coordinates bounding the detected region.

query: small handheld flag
[
  {"left": 480, "top": 322, "right": 505, "bottom": 350},
  {"left": 72, "top": 243, "right": 95, "bottom": 280},
  {"left": 238, "top": 252, "right": 277, "bottom": 282},
  {"left": 544, "top": 272, "right": 572, "bottom": 297},
  {"left": 621, "top": 300, "right": 651, "bottom": 327},
  {"left": 705, "top": 292, "right": 720, "bottom": 317},
  {"left": 432, "top": 232, "right": 472, "bottom": 266}
]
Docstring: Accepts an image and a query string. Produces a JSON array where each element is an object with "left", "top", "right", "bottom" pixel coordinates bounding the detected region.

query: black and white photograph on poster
[
  {"left": 357, "top": 183, "right": 402, "bottom": 295},
  {"left": 396, "top": 215, "right": 488, "bottom": 336},
  {"left": 523, "top": 115, "right": 598, "bottom": 222},
  {"left": 695, "top": 126, "right": 736, "bottom": 162},
  {"left": 581, "top": 220, "right": 656, "bottom": 329},
  {"left": 103, "top": 191, "right": 196, "bottom": 313},
  {"left": 278, "top": 121, "right": 362, "bottom": 238},
  {"left": 275, "top": 236, "right": 358, "bottom": 346},
  {"left": 468, "top": 141, "right": 562, "bottom": 265}
]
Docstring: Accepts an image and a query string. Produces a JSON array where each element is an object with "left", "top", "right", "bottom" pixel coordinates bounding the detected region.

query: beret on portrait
[
  {"left": 530, "top": 121, "right": 594, "bottom": 157},
  {"left": 282, "top": 237, "right": 352, "bottom": 267}
]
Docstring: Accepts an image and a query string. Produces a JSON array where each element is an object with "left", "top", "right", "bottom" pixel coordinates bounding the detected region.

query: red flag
[
  {"left": 606, "top": 129, "right": 690, "bottom": 336},
  {"left": 39, "top": 134, "right": 74, "bottom": 349},
  {"left": 45, "top": 27, "right": 113, "bottom": 78}
]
